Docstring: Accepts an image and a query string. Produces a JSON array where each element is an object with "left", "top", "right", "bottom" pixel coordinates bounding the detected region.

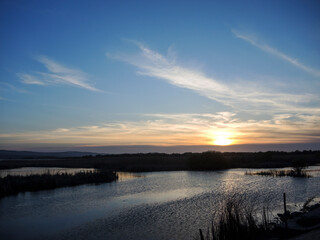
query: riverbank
[
  {"left": 273, "top": 201, "right": 320, "bottom": 240},
  {"left": 0, "top": 170, "right": 118, "bottom": 198},
  {"left": 284, "top": 201, "right": 320, "bottom": 231},
  {"left": 198, "top": 195, "right": 320, "bottom": 240}
]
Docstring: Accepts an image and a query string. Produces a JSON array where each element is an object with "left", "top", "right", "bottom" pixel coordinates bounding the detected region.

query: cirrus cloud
[
  {"left": 232, "top": 30, "right": 320, "bottom": 78},
  {"left": 108, "top": 42, "right": 319, "bottom": 114},
  {"left": 18, "top": 56, "right": 100, "bottom": 92}
]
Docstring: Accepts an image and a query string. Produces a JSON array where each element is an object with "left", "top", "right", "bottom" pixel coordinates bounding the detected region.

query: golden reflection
[{"left": 117, "top": 172, "right": 144, "bottom": 181}]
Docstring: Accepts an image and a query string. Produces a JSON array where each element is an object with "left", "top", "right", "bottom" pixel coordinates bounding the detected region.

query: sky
[{"left": 0, "top": 0, "right": 320, "bottom": 152}]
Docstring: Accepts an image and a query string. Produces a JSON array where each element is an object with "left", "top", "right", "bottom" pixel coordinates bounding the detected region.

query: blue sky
[{"left": 0, "top": 0, "right": 319, "bottom": 152}]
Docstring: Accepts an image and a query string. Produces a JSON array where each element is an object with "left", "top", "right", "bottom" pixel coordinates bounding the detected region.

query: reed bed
[
  {"left": 245, "top": 169, "right": 310, "bottom": 178},
  {"left": 0, "top": 170, "right": 118, "bottom": 198},
  {"left": 198, "top": 194, "right": 275, "bottom": 240},
  {"left": 198, "top": 194, "right": 320, "bottom": 240}
]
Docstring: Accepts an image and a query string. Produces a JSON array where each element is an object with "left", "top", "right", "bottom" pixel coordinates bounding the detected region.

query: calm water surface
[{"left": 0, "top": 167, "right": 320, "bottom": 240}]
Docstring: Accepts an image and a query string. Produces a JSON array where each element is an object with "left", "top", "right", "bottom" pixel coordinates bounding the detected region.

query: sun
[{"left": 212, "top": 131, "right": 234, "bottom": 146}]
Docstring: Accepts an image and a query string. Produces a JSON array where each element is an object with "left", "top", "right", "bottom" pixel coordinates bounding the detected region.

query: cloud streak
[
  {"left": 18, "top": 56, "right": 100, "bottom": 91},
  {"left": 109, "top": 43, "right": 319, "bottom": 113},
  {"left": 232, "top": 30, "right": 320, "bottom": 78},
  {"left": 0, "top": 113, "right": 319, "bottom": 147}
]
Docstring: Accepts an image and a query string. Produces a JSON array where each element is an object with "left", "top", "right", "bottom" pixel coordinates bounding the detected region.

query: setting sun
[{"left": 212, "top": 131, "right": 234, "bottom": 146}]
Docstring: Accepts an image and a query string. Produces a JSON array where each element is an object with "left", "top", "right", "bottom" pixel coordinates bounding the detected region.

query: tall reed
[{"left": 198, "top": 194, "right": 274, "bottom": 240}]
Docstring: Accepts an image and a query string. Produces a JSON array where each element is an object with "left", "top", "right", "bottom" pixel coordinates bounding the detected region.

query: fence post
[{"left": 199, "top": 229, "right": 204, "bottom": 240}]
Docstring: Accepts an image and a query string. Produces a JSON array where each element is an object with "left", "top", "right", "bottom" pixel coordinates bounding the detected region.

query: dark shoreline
[{"left": 0, "top": 150, "right": 319, "bottom": 172}]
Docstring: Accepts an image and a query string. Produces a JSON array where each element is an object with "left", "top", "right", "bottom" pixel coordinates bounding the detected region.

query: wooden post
[
  {"left": 199, "top": 229, "right": 204, "bottom": 240},
  {"left": 283, "top": 193, "right": 288, "bottom": 229}
]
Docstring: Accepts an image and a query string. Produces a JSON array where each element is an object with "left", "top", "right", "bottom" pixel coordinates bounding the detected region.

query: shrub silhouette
[{"left": 292, "top": 159, "right": 307, "bottom": 176}]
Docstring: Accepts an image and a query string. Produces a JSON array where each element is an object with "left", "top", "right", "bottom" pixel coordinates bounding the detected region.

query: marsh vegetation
[
  {"left": 245, "top": 169, "right": 310, "bottom": 177},
  {"left": 245, "top": 159, "right": 311, "bottom": 178},
  {"left": 198, "top": 194, "right": 320, "bottom": 240},
  {"left": 0, "top": 170, "right": 118, "bottom": 198},
  {"left": 199, "top": 194, "right": 275, "bottom": 240}
]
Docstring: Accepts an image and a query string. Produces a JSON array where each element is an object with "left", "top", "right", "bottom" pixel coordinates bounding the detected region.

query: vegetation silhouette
[
  {"left": 292, "top": 159, "right": 308, "bottom": 176},
  {"left": 245, "top": 169, "right": 310, "bottom": 178},
  {"left": 198, "top": 194, "right": 274, "bottom": 240},
  {"left": 0, "top": 150, "right": 319, "bottom": 172},
  {"left": 246, "top": 158, "right": 311, "bottom": 178},
  {"left": 198, "top": 194, "right": 320, "bottom": 240},
  {"left": 188, "top": 151, "right": 229, "bottom": 170},
  {"left": 0, "top": 170, "right": 118, "bottom": 198}
]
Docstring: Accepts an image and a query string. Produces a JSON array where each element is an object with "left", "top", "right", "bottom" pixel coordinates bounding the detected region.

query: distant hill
[{"left": 0, "top": 150, "right": 97, "bottom": 159}]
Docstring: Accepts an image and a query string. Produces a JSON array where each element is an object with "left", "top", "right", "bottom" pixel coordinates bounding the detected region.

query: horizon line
[{"left": 1, "top": 142, "right": 319, "bottom": 154}]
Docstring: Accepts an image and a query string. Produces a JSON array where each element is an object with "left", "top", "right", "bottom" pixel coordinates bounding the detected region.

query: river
[{"left": 0, "top": 167, "right": 319, "bottom": 240}]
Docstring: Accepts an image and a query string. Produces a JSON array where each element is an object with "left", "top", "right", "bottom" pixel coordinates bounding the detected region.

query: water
[{"left": 0, "top": 167, "right": 320, "bottom": 240}]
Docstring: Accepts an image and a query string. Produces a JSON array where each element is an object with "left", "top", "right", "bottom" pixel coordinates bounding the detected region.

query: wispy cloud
[
  {"left": 0, "top": 82, "right": 30, "bottom": 94},
  {"left": 17, "top": 73, "right": 46, "bottom": 85},
  {"left": 0, "top": 82, "right": 30, "bottom": 102},
  {"left": 18, "top": 56, "right": 100, "bottom": 91},
  {"left": 0, "top": 113, "right": 319, "bottom": 146},
  {"left": 232, "top": 30, "right": 320, "bottom": 78},
  {"left": 108, "top": 43, "right": 319, "bottom": 113}
]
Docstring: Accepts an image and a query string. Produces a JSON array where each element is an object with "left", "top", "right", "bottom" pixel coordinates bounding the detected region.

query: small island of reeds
[
  {"left": 245, "top": 159, "right": 311, "bottom": 178},
  {"left": 245, "top": 169, "right": 310, "bottom": 178},
  {"left": 0, "top": 170, "right": 118, "bottom": 198}
]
